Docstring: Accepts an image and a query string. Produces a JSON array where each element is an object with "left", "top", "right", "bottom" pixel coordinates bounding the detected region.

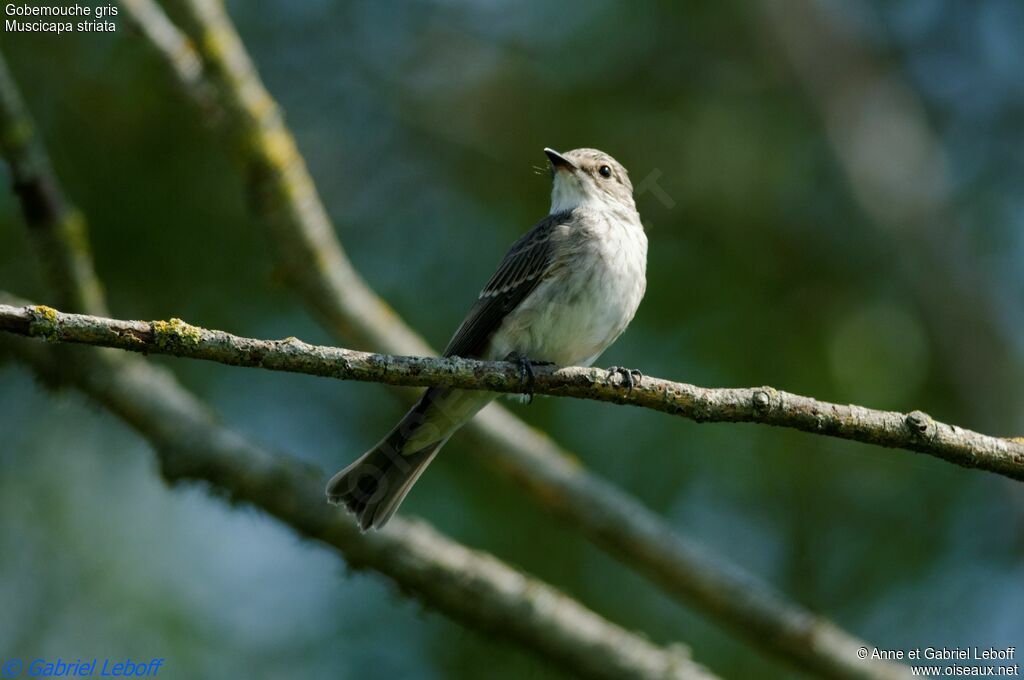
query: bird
[{"left": 326, "top": 147, "right": 648, "bottom": 530}]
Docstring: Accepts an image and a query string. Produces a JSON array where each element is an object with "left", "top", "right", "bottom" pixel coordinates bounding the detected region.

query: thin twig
[
  {"left": 121, "top": 4, "right": 914, "bottom": 677},
  {"left": 5, "top": 303, "right": 1018, "bottom": 485}
]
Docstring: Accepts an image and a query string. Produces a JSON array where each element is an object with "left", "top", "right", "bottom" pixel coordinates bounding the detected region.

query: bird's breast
[{"left": 488, "top": 213, "right": 647, "bottom": 367}]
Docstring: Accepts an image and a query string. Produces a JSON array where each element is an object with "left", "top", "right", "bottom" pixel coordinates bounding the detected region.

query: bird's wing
[{"left": 442, "top": 212, "right": 565, "bottom": 359}]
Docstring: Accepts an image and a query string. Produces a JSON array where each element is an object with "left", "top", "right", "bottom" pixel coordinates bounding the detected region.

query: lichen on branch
[{"left": 2, "top": 302, "right": 1021, "bottom": 483}]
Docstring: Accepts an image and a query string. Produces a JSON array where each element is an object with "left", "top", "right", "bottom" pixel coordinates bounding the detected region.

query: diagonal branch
[
  {"left": 0, "top": 54, "right": 107, "bottom": 317},
  {"left": 5, "top": 302, "right": 1020, "bottom": 485},
  {"left": 119, "top": 0, "right": 216, "bottom": 112},
  {"left": 120, "top": 4, "right": 912, "bottom": 678},
  {"left": 166, "top": 0, "right": 429, "bottom": 355}
]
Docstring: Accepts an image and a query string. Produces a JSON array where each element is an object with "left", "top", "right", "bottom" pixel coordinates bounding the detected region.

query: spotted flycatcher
[{"left": 327, "top": 147, "right": 648, "bottom": 529}]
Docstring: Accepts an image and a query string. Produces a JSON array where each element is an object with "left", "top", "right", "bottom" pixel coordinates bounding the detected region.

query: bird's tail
[
  {"left": 326, "top": 431, "right": 445, "bottom": 531},
  {"left": 326, "top": 386, "right": 492, "bottom": 530}
]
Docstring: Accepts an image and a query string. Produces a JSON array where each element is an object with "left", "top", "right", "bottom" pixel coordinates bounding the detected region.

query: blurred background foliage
[{"left": 1, "top": 0, "right": 1022, "bottom": 677}]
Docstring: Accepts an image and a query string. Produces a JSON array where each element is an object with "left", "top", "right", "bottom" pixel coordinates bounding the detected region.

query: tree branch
[
  {"left": 0, "top": 311, "right": 711, "bottom": 680},
  {"left": 6, "top": 302, "right": 1018, "bottom": 486}
]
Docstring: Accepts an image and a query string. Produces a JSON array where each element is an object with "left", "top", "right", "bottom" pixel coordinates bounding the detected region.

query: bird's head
[{"left": 545, "top": 147, "right": 635, "bottom": 214}]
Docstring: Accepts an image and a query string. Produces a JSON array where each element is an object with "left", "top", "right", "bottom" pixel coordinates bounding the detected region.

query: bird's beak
[{"left": 544, "top": 148, "right": 576, "bottom": 172}]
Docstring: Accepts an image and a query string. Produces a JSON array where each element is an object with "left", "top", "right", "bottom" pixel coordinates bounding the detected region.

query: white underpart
[{"left": 488, "top": 191, "right": 648, "bottom": 370}]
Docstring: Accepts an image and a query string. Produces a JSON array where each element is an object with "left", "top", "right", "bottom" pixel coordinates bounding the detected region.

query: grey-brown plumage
[{"left": 327, "top": 148, "right": 647, "bottom": 530}]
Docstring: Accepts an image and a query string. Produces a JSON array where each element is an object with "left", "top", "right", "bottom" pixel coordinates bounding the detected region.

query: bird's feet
[
  {"left": 607, "top": 366, "right": 643, "bottom": 391},
  {"left": 505, "top": 352, "right": 553, "bottom": 404}
]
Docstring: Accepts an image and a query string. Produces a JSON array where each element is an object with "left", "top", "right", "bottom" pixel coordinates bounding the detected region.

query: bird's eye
[{"left": 598, "top": 165, "right": 612, "bottom": 178}]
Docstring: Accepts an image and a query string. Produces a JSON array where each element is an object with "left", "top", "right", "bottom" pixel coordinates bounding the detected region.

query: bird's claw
[
  {"left": 506, "top": 351, "right": 535, "bottom": 403},
  {"left": 608, "top": 366, "right": 643, "bottom": 391},
  {"left": 505, "top": 353, "right": 552, "bottom": 404}
]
